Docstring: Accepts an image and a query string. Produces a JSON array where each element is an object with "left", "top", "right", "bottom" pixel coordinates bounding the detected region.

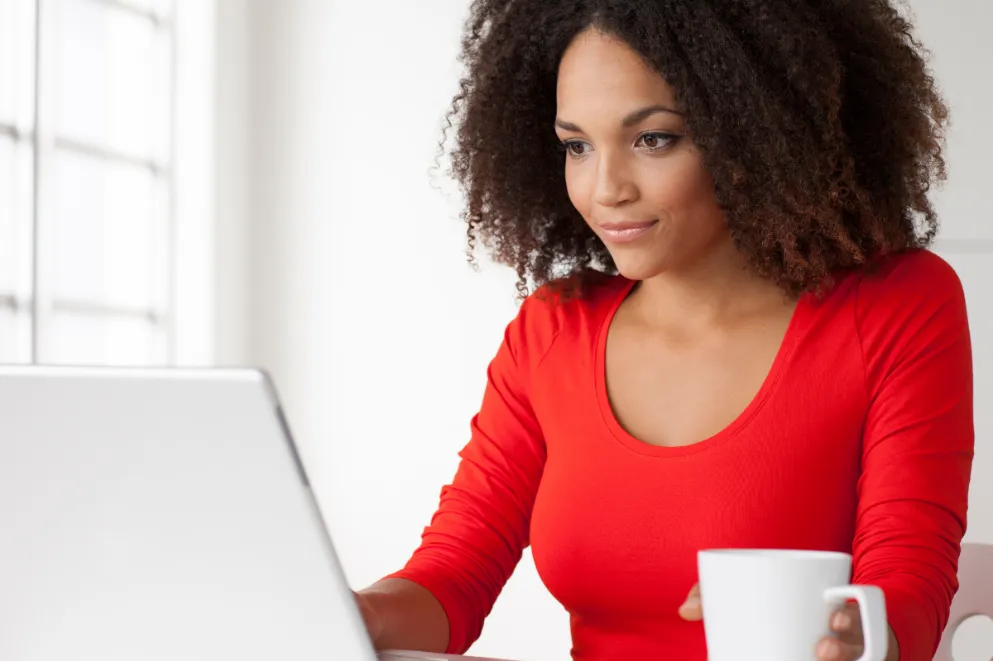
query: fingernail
[{"left": 833, "top": 611, "right": 851, "bottom": 629}]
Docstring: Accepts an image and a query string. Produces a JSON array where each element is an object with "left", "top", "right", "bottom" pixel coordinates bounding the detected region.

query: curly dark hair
[{"left": 441, "top": 0, "right": 949, "bottom": 297}]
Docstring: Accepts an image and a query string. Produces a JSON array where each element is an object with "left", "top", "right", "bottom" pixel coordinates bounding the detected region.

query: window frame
[{"left": 0, "top": 0, "right": 215, "bottom": 366}]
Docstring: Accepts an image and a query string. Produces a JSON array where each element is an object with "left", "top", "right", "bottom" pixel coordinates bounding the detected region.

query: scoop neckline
[{"left": 593, "top": 279, "right": 808, "bottom": 458}]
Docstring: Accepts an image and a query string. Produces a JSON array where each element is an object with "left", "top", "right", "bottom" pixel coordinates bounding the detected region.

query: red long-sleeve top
[{"left": 389, "top": 249, "right": 974, "bottom": 661}]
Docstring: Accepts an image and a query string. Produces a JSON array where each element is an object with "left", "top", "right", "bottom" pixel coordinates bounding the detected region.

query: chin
[{"left": 611, "top": 256, "right": 667, "bottom": 282}]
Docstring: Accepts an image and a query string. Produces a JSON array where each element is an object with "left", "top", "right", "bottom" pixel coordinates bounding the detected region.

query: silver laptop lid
[{"left": 0, "top": 366, "right": 376, "bottom": 661}]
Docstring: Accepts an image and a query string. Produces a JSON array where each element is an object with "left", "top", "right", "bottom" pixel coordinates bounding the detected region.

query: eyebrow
[{"left": 554, "top": 104, "right": 683, "bottom": 133}]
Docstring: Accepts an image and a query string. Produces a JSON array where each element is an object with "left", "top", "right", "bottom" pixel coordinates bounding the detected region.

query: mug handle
[{"left": 823, "top": 585, "right": 888, "bottom": 661}]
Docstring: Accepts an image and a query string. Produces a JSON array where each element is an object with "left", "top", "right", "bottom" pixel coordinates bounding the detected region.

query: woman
[{"left": 356, "top": 1, "right": 974, "bottom": 660}]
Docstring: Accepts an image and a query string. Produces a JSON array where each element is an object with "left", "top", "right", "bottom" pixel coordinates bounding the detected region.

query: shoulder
[
  {"left": 505, "top": 272, "right": 631, "bottom": 364},
  {"left": 857, "top": 248, "right": 964, "bottom": 301},
  {"left": 854, "top": 249, "right": 968, "bottom": 332},
  {"left": 850, "top": 249, "right": 970, "bottom": 381},
  {"left": 521, "top": 272, "right": 631, "bottom": 334}
]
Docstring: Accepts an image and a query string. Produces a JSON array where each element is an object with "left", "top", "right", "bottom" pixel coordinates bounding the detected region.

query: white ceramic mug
[{"left": 697, "top": 549, "right": 888, "bottom": 661}]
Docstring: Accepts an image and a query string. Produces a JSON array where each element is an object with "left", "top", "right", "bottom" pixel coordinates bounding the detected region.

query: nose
[{"left": 592, "top": 152, "right": 638, "bottom": 208}]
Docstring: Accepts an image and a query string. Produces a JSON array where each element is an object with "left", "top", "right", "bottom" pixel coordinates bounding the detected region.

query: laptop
[{"left": 0, "top": 366, "right": 512, "bottom": 661}]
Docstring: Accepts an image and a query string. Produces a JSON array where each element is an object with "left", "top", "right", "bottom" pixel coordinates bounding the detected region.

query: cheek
[
  {"left": 564, "top": 162, "right": 592, "bottom": 219},
  {"left": 640, "top": 159, "right": 720, "bottom": 224}
]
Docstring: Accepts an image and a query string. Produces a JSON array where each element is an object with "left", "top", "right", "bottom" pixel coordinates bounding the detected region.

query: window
[{"left": 0, "top": 0, "right": 178, "bottom": 366}]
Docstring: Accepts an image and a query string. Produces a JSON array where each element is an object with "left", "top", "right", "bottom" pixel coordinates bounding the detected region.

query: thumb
[{"left": 678, "top": 583, "right": 703, "bottom": 621}]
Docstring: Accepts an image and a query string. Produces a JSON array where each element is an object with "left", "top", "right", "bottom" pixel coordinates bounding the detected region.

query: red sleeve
[
  {"left": 386, "top": 294, "right": 555, "bottom": 653},
  {"left": 851, "top": 250, "right": 974, "bottom": 661}
]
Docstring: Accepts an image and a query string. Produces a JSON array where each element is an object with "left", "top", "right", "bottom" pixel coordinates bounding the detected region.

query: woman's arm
[
  {"left": 361, "top": 293, "right": 558, "bottom": 653},
  {"left": 851, "top": 250, "right": 975, "bottom": 661}
]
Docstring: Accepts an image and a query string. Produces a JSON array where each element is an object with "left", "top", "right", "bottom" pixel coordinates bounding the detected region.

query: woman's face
[{"left": 555, "top": 28, "right": 730, "bottom": 281}]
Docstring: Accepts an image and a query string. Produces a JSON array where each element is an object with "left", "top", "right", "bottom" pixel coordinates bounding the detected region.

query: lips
[{"left": 596, "top": 219, "right": 659, "bottom": 244}]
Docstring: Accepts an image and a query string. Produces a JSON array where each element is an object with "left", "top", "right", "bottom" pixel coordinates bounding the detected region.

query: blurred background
[{"left": 0, "top": 0, "right": 990, "bottom": 659}]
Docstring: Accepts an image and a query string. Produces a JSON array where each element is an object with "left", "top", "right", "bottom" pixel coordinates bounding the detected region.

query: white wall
[
  {"left": 214, "top": 1, "right": 993, "bottom": 659},
  {"left": 215, "top": 1, "right": 566, "bottom": 658},
  {"left": 910, "top": 0, "right": 993, "bottom": 549}
]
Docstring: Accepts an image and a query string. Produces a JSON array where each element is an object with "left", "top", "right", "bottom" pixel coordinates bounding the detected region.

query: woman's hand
[
  {"left": 678, "top": 583, "right": 891, "bottom": 661},
  {"left": 354, "top": 590, "right": 384, "bottom": 647},
  {"left": 816, "top": 602, "right": 868, "bottom": 661},
  {"left": 352, "top": 580, "right": 450, "bottom": 653}
]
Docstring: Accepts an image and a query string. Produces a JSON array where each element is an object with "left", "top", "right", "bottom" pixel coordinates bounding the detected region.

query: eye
[
  {"left": 636, "top": 132, "right": 678, "bottom": 152},
  {"left": 561, "top": 139, "right": 593, "bottom": 159}
]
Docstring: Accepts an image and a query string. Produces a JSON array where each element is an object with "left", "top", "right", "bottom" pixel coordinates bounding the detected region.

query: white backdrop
[{"left": 213, "top": 1, "right": 993, "bottom": 659}]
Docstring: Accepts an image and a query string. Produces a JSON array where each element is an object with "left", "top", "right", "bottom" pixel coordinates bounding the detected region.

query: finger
[
  {"left": 678, "top": 583, "right": 702, "bottom": 621},
  {"left": 831, "top": 603, "right": 863, "bottom": 644},
  {"left": 817, "top": 635, "right": 864, "bottom": 661}
]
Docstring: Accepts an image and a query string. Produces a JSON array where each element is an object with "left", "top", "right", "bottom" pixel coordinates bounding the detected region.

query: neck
[{"left": 629, "top": 237, "right": 790, "bottom": 332}]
